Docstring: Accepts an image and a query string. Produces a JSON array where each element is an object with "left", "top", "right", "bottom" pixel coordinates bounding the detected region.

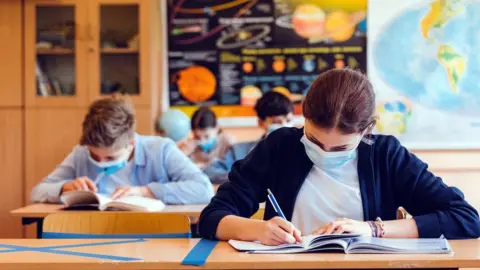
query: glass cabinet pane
[
  {"left": 36, "top": 6, "right": 76, "bottom": 96},
  {"left": 100, "top": 5, "right": 139, "bottom": 95}
]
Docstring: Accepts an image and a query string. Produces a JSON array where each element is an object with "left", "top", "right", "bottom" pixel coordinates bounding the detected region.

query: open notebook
[
  {"left": 229, "top": 234, "right": 451, "bottom": 254},
  {"left": 60, "top": 190, "right": 166, "bottom": 212}
]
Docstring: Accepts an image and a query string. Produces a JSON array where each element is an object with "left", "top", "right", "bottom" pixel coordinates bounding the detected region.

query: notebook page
[
  {"left": 228, "top": 239, "right": 304, "bottom": 252},
  {"left": 348, "top": 237, "right": 451, "bottom": 254}
]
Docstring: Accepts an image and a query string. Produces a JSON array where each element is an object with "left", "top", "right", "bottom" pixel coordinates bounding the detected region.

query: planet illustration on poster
[
  {"left": 276, "top": 4, "right": 366, "bottom": 43},
  {"left": 241, "top": 85, "right": 263, "bottom": 106},
  {"left": 174, "top": 66, "right": 216, "bottom": 103}
]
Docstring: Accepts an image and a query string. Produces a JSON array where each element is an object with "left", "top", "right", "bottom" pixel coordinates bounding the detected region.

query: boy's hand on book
[
  {"left": 111, "top": 186, "right": 155, "bottom": 200},
  {"left": 258, "top": 217, "right": 302, "bottom": 246},
  {"left": 312, "top": 218, "right": 372, "bottom": 236},
  {"left": 62, "top": 177, "right": 97, "bottom": 193}
]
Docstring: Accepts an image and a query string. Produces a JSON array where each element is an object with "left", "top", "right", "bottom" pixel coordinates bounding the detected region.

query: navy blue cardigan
[{"left": 198, "top": 128, "right": 480, "bottom": 240}]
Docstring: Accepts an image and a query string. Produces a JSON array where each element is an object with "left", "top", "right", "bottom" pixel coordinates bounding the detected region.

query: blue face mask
[
  {"left": 199, "top": 138, "right": 217, "bottom": 152},
  {"left": 300, "top": 135, "right": 359, "bottom": 168},
  {"left": 89, "top": 147, "right": 131, "bottom": 175}
]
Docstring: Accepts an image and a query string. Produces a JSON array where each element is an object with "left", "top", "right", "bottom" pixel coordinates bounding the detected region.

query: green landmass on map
[{"left": 437, "top": 44, "right": 466, "bottom": 93}]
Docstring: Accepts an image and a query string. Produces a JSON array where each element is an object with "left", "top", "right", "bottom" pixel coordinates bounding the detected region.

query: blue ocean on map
[{"left": 373, "top": 0, "right": 480, "bottom": 115}]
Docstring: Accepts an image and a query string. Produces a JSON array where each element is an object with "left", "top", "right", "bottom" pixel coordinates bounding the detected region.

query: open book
[
  {"left": 60, "top": 190, "right": 166, "bottom": 212},
  {"left": 229, "top": 234, "right": 451, "bottom": 254}
]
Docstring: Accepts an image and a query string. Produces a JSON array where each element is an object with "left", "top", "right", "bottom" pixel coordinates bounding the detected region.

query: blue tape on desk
[
  {"left": 0, "top": 239, "right": 145, "bottom": 261},
  {"left": 181, "top": 239, "right": 218, "bottom": 266},
  {"left": 42, "top": 232, "right": 191, "bottom": 239}
]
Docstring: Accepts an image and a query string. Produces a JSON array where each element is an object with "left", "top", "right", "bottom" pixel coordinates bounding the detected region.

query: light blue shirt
[{"left": 31, "top": 134, "right": 214, "bottom": 204}]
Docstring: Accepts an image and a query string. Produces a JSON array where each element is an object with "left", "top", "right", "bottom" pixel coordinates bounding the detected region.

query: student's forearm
[
  {"left": 383, "top": 219, "right": 419, "bottom": 238},
  {"left": 216, "top": 215, "right": 265, "bottom": 241},
  {"left": 148, "top": 180, "right": 214, "bottom": 204}
]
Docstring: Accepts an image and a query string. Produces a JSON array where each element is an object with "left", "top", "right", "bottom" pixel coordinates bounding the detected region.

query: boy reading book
[{"left": 31, "top": 97, "right": 214, "bottom": 204}]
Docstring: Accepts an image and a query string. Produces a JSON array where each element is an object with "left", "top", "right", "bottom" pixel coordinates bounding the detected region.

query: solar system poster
[{"left": 166, "top": 0, "right": 367, "bottom": 121}]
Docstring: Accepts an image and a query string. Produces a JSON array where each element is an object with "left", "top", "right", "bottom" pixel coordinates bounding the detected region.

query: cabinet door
[
  {"left": 87, "top": 0, "right": 153, "bottom": 106},
  {"left": 0, "top": 1, "right": 22, "bottom": 107},
  {"left": 25, "top": 109, "right": 85, "bottom": 202},
  {"left": 0, "top": 109, "right": 24, "bottom": 238},
  {"left": 24, "top": 0, "right": 89, "bottom": 108}
]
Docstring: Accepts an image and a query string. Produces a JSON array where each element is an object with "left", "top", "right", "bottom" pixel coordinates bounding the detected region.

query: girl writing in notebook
[{"left": 198, "top": 68, "right": 480, "bottom": 245}]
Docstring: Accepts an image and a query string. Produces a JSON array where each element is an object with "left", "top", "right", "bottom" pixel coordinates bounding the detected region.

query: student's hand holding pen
[
  {"left": 257, "top": 188, "right": 302, "bottom": 246},
  {"left": 257, "top": 217, "right": 302, "bottom": 246}
]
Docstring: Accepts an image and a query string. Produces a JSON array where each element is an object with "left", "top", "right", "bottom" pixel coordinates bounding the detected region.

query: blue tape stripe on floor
[
  {"left": 43, "top": 249, "right": 141, "bottom": 261},
  {"left": 181, "top": 239, "right": 218, "bottom": 266},
  {"left": 42, "top": 232, "right": 191, "bottom": 239}
]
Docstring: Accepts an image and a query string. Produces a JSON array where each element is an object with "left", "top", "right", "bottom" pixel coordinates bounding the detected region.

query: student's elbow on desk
[{"left": 30, "top": 180, "right": 68, "bottom": 203}]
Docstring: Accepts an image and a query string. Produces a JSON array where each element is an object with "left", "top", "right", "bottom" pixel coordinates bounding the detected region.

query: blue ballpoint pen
[{"left": 267, "top": 189, "right": 286, "bottom": 219}]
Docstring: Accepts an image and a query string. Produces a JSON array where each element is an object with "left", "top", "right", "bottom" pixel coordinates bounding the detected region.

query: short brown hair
[
  {"left": 80, "top": 97, "right": 136, "bottom": 150},
  {"left": 302, "top": 68, "right": 376, "bottom": 134}
]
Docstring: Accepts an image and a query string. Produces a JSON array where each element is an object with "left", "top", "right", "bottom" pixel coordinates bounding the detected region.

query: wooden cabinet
[
  {"left": 24, "top": 109, "right": 85, "bottom": 200},
  {"left": 24, "top": 0, "right": 157, "bottom": 108},
  {"left": 0, "top": 0, "right": 23, "bottom": 107},
  {"left": 0, "top": 110, "right": 24, "bottom": 238},
  {"left": 23, "top": 0, "right": 159, "bottom": 207},
  {"left": 24, "top": 0, "right": 89, "bottom": 108}
]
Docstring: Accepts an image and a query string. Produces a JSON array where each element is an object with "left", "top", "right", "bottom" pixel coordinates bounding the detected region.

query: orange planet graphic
[
  {"left": 176, "top": 66, "right": 216, "bottom": 103},
  {"left": 335, "top": 59, "right": 345, "bottom": 68},
  {"left": 273, "top": 60, "right": 286, "bottom": 73},
  {"left": 292, "top": 4, "right": 326, "bottom": 39},
  {"left": 325, "top": 11, "right": 356, "bottom": 42},
  {"left": 286, "top": 4, "right": 366, "bottom": 44},
  {"left": 241, "top": 85, "right": 262, "bottom": 106},
  {"left": 242, "top": 62, "right": 254, "bottom": 73}
]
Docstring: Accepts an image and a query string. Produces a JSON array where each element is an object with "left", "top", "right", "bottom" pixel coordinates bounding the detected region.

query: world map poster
[
  {"left": 165, "top": 0, "right": 367, "bottom": 122},
  {"left": 368, "top": 0, "right": 480, "bottom": 149}
]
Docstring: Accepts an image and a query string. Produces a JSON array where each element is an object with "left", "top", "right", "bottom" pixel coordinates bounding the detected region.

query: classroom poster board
[
  {"left": 368, "top": 0, "right": 480, "bottom": 149},
  {"left": 165, "top": 0, "right": 367, "bottom": 126}
]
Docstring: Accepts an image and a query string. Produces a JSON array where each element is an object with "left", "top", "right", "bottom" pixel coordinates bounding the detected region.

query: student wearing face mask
[
  {"left": 31, "top": 97, "right": 214, "bottom": 204},
  {"left": 198, "top": 69, "right": 480, "bottom": 244},
  {"left": 203, "top": 91, "right": 294, "bottom": 184},
  {"left": 178, "top": 107, "right": 236, "bottom": 169}
]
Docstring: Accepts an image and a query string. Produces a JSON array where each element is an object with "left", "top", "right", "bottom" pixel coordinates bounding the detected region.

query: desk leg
[{"left": 22, "top": 218, "right": 44, "bottom": 239}]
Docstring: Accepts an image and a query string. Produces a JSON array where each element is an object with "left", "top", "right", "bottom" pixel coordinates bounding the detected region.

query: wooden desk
[
  {"left": 0, "top": 238, "right": 478, "bottom": 269},
  {"left": 10, "top": 203, "right": 266, "bottom": 238},
  {"left": 10, "top": 204, "right": 208, "bottom": 238}
]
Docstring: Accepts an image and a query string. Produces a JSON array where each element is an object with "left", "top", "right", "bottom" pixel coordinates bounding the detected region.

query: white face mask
[{"left": 300, "top": 134, "right": 361, "bottom": 168}]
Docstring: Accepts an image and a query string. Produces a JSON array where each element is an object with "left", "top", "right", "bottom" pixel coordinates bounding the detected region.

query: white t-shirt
[{"left": 291, "top": 157, "right": 364, "bottom": 235}]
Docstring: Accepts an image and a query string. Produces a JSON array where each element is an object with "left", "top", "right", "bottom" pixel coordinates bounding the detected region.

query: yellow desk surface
[
  {"left": 10, "top": 203, "right": 210, "bottom": 218},
  {"left": 0, "top": 239, "right": 479, "bottom": 269},
  {"left": 11, "top": 203, "right": 266, "bottom": 219}
]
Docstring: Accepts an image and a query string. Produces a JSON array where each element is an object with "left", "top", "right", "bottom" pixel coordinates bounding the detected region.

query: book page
[
  {"left": 106, "top": 196, "right": 166, "bottom": 212},
  {"left": 60, "top": 190, "right": 99, "bottom": 207},
  {"left": 95, "top": 193, "right": 113, "bottom": 208}
]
